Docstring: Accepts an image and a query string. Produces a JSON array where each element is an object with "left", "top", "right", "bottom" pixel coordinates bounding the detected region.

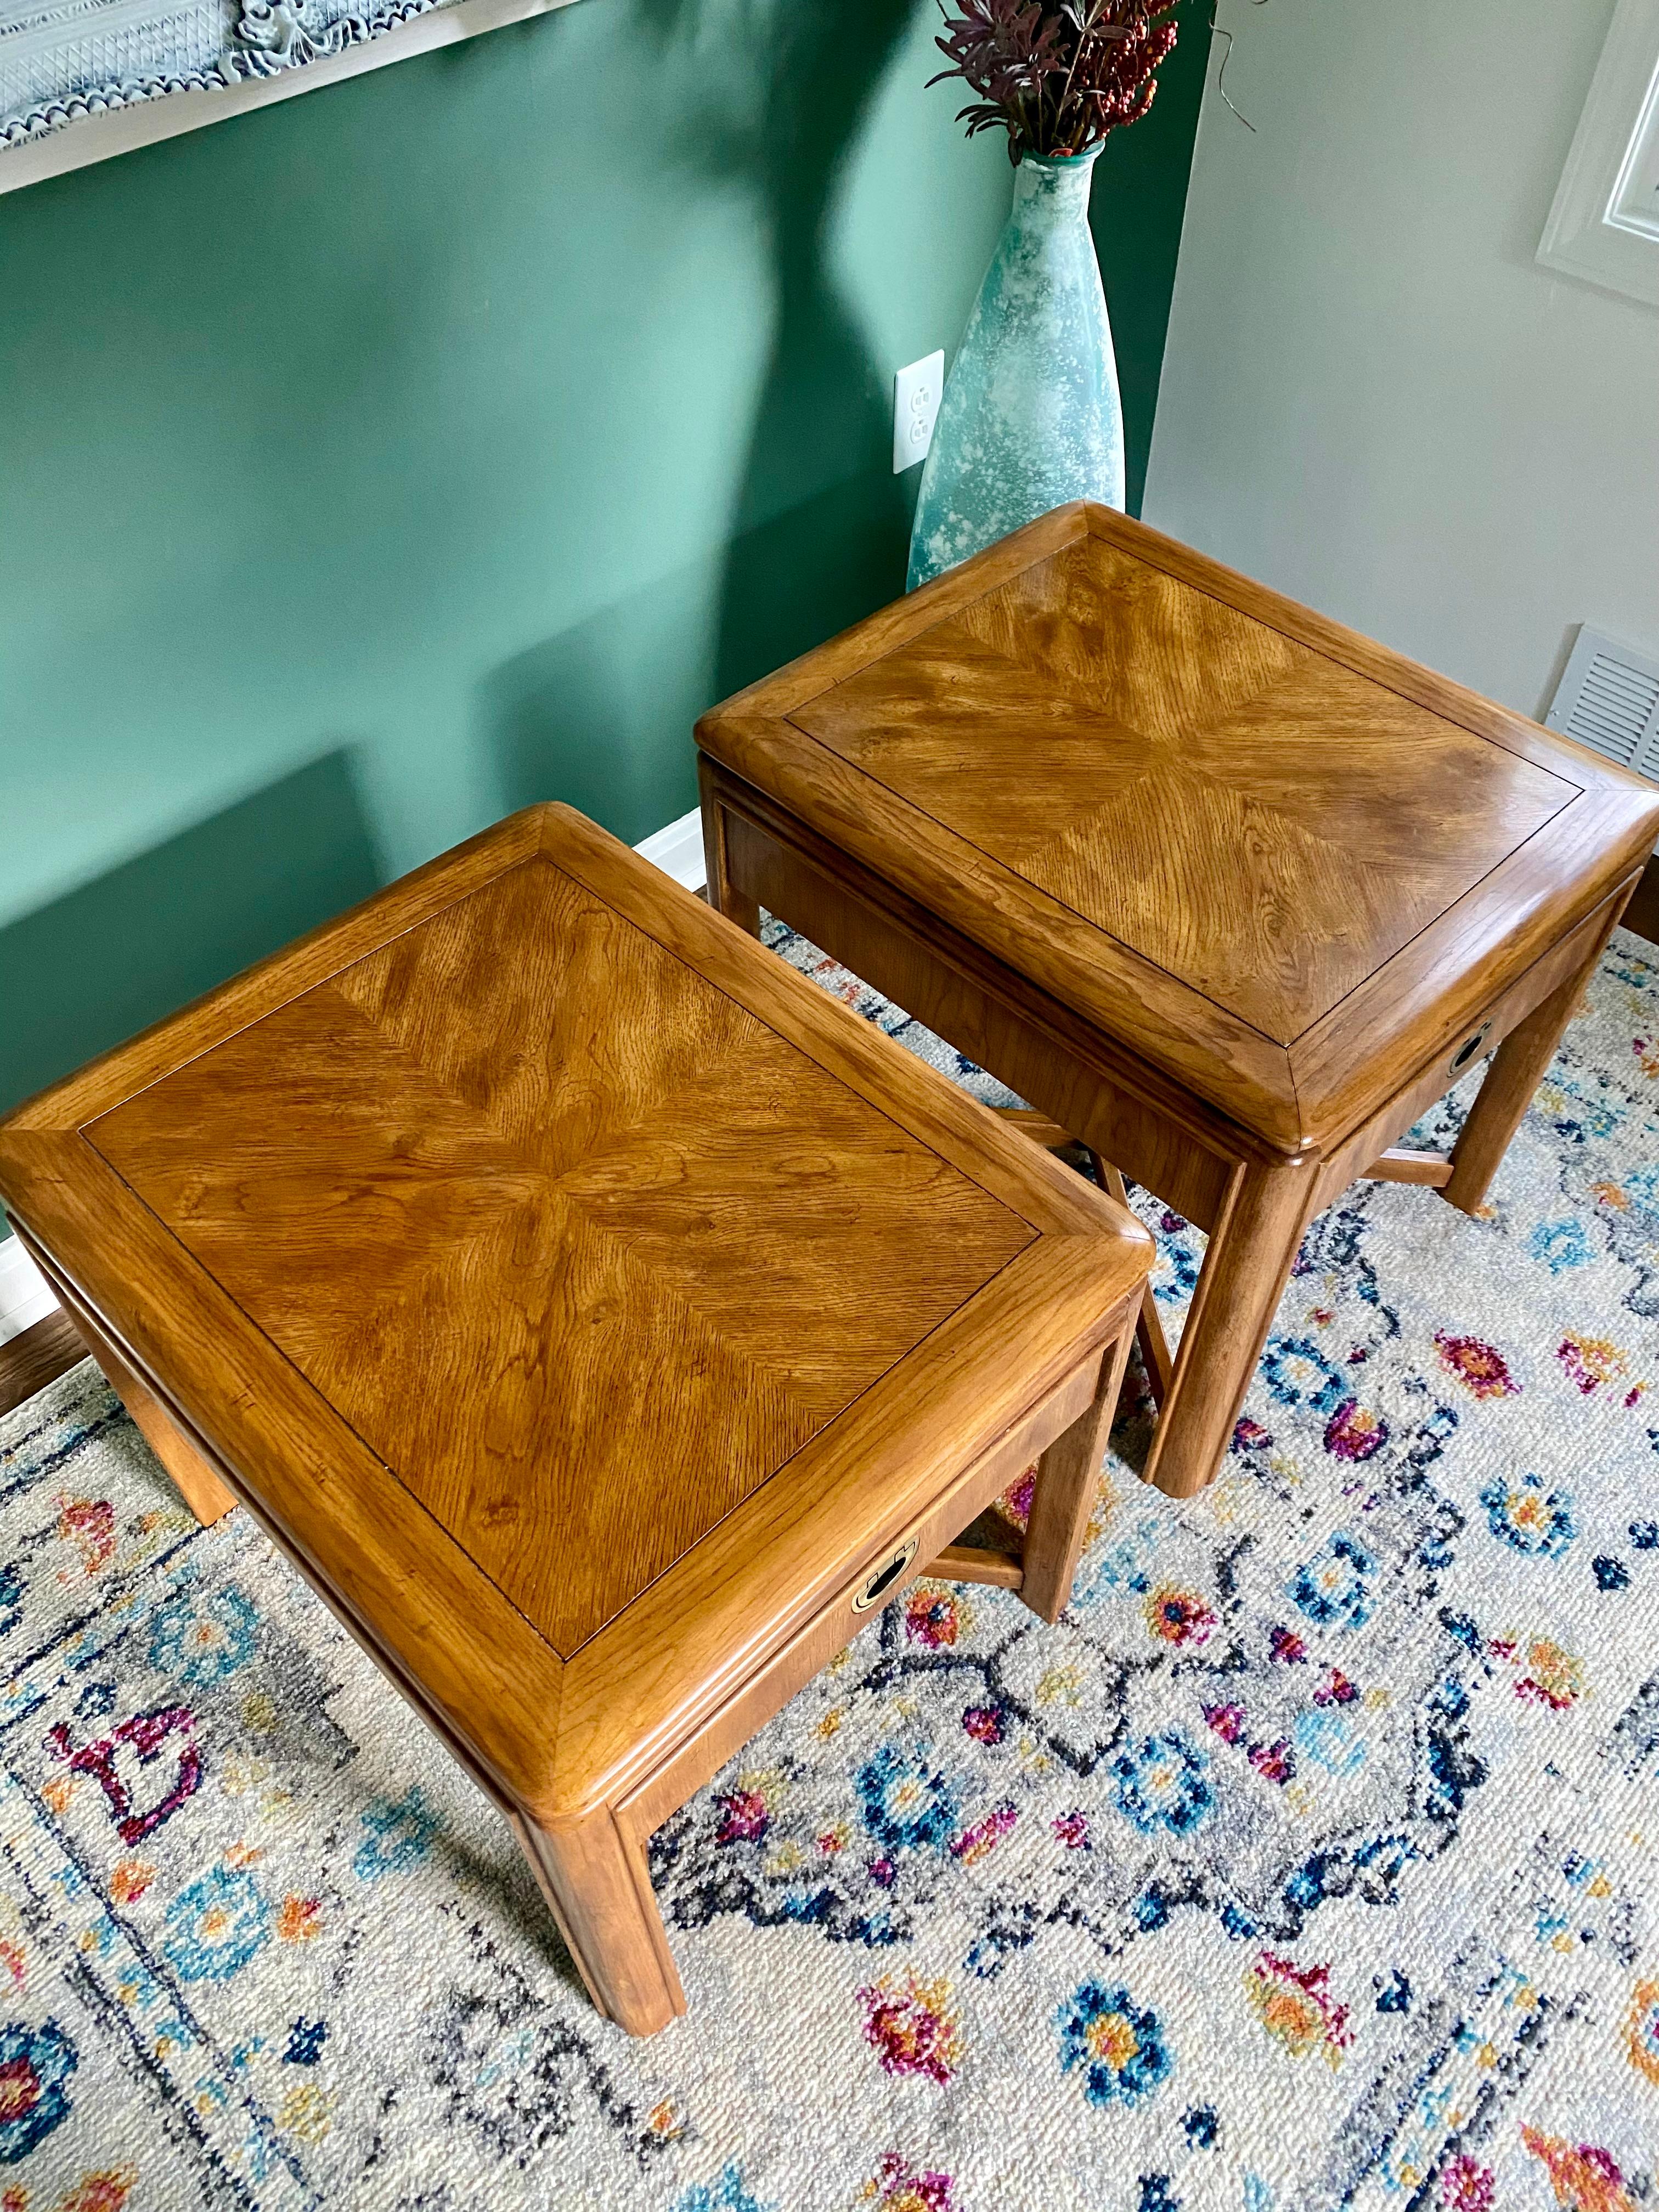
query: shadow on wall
[
  {"left": 484, "top": 0, "right": 916, "bottom": 829},
  {"left": 1091, "top": 0, "right": 1211, "bottom": 517},
  {"left": 0, "top": 751, "right": 382, "bottom": 1125},
  {"left": 657, "top": 0, "right": 918, "bottom": 701},
  {"left": 482, "top": 0, "right": 1211, "bottom": 829},
  {"left": 486, "top": 546, "right": 729, "bottom": 840}
]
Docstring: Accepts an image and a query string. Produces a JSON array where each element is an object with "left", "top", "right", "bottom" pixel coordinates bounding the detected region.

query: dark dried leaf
[{"left": 929, "top": 0, "right": 1183, "bottom": 161}]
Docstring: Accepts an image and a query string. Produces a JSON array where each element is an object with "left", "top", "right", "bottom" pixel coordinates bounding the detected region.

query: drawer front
[
  {"left": 1313, "top": 882, "right": 1629, "bottom": 1207},
  {"left": 614, "top": 1353, "right": 1101, "bottom": 1844}
]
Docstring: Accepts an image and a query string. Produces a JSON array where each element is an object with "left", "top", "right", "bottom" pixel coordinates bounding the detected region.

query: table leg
[
  {"left": 513, "top": 1806, "right": 687, "bottom": 2038},
  {"left": 98, "top": 1345, "right": 238, "bottom": 1528},
  {"left": 1022, "top": 1313, "right": 1137, "bottom": 1622},
  {"left": 1087, "top": 1151, "right": 1175, "bottom": 1408},
  {"left": 21, "top": 1244, "right": 237, "bottom": 1527},
  {"left": 697, "top": 761, "right": 761, "bottom": 939},
  {"left": 1442, "top": 932, "right": 1613, "bottom": 1215},
  {"left": 1140, "top": 1159, "right": 1320, "bottom": 1502}
]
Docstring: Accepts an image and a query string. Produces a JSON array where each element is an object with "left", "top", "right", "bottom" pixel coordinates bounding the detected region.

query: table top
[
  {"left": 0, "top": 804, "right": 1148, "bottom": 1819},
  {"left": 698, "top": 504, "right": 1659, "bottom": 1154}
]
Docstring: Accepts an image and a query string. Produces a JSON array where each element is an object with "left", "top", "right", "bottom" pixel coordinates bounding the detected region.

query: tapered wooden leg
[
  {"left": 1140, "top": 1159, "right": 1320, "bottom": 1501},
  {"left": 95, "top": 1341, "right": 239, "bottom": 1527},
  {"left": 1088, "top": 1151, "right": 1174, "bottom": 1408},
  {"left": 992, "top": 1118, "right": 1176, "bottom": 1413},
  {"left": 1021, "top": 1314, "right": 1137, "bottom": 1622},
  {"left": 511, "top": 1807, "right": 686, "bottom": 2037},
  {"left": 697, "top": 758, "right": 761, "bottom": 938},
  {"left": 16, "top": 1234, "right": 236, "bottom": 1526},
  {"left": 1442, "top": 916, "right": 1623, "bottom": 1213}
]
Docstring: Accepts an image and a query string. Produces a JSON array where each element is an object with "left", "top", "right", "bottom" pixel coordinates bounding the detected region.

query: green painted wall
[
  {"left": 0, "top": 0, "right": 1205, "bottom": 1199},
  {"left": 1092, "top": 0, "right": 1209, "bottom": 517}
]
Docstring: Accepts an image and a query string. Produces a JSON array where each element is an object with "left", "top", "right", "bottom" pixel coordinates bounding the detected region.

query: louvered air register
[{"left": 1545, "top": 625, "right": 1659, "bottom": 783}]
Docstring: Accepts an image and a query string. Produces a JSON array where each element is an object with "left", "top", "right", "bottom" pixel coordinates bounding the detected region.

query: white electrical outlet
[{"left": 893, "top": 351, "right": 944, "bottom": 473}]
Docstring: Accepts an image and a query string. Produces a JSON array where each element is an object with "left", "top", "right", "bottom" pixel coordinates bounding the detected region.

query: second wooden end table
[{"left": 697, "top": 504, "right": 1659, "bottom": 1499}]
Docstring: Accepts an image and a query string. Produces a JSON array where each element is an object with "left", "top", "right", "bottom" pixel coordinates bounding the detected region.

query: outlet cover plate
[{"left": 894, "top": 351, "right": 945, "bottom": 473}]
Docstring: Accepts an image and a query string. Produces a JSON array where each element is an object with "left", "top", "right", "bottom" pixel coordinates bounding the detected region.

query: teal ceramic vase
[{"left": 907, "top": 146, "right": 1125, "bottom": 590}]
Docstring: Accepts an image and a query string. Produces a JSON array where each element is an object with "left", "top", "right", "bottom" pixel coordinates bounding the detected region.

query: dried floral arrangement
[{"left": 930, "top": 0, "right": 1182, "bottom": 163}]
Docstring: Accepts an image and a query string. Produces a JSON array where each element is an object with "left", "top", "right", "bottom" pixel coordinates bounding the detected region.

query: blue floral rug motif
[{"left": 1, "top": 926, "right": 1657, "bottom": 2212}]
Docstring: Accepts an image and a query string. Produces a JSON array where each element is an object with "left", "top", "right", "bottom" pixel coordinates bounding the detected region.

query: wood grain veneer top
[
  {"left": 88, "top": 856, "right": 1035, "bottom": 1655},
  {"left": 0, "top": 806, "right": 1149, "bottom": 1816},
  {"left": 698, "top": 505, "right": 1659, "bottom": 1152}
]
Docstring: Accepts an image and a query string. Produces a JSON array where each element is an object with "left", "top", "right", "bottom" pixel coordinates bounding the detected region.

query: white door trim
[{"left": 1538, "top": 0, "right": 1659, "bottom": 308}]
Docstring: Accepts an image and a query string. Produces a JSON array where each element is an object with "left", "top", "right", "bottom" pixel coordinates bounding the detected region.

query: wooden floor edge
[{"left": 0, "top": 1305, "right": 84, "bottom": 1419}]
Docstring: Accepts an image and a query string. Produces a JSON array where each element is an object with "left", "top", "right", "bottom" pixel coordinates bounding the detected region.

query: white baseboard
[
  {"left": 633, "top": 806, "right": 707, "bottom": 893},
  {"left": 0, "top": 1237, "right": 55, "bottom": 1350},
  {"left": 0, "top": 803, "right": 712, "bottom": 1342}
]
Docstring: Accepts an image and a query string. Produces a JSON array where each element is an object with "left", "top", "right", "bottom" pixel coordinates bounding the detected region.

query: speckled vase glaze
[{"left": 907, "top": 147, "right": 1125, "bottom": 590}]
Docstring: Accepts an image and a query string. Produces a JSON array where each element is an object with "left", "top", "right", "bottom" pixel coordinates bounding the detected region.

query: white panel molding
[
  {"left": 1538, "top": 0, "right": 1659, "bottom": 308},
  {"left": 0, "top": 0, "right": 584, "bottom": 198}
]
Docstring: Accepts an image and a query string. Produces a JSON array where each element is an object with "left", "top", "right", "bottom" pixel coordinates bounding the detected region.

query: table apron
[
  {"left": 1309, "top": 874, "right": 1637, "bottom": 1211},
  {"left": 709, "top": 768, "right": 1640, "bottom": 1236},
  {"left": 612, "top": 1338, "right": 1113, "bottom": 1849},
  {"left": 713, "top": 780, "right": 1240, "bottom": 1232}
]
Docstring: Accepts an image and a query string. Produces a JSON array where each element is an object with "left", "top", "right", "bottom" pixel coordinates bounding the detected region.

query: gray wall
[{"left": 1147, "top": 0, "right": 1659, "bottom": 721}]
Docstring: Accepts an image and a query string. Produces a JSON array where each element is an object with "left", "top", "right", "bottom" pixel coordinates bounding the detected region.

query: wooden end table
[
  {"left": 696, "top": 504, "right": 1659, "bottom": 1500},
  {"left": 0, "top": 804, "right": 1151, "bottom": 2036}
]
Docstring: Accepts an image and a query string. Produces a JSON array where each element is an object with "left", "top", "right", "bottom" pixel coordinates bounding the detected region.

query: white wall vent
[{"left": 1545, "top": 625, "right": 1659, "bottom": 782}]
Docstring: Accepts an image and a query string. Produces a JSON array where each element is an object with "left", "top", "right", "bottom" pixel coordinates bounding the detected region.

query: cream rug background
[{"left": 1, "top": 926, "right": 1656, "bottom": 2212}]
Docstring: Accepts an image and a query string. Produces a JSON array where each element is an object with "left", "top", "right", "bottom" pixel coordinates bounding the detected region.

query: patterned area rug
[{"left": 4, "top": 925, "right": 1658, "bottom": 2212}]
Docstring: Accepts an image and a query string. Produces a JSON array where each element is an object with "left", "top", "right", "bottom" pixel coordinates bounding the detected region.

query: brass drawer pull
[
  {"left": 852, "top": 1536, "right": 918, "bottom": 1613},
  {"left": 1449, "top": 1021, "right": 1492, "bottom": 1075}
]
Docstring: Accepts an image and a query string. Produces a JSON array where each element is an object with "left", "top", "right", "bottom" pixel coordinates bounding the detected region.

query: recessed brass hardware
[
  {"left": 852, "top": 1536, "right": 919, "bottom": 1613},
  {"left": 1449, "top": 1021, "right": 1492, "bottom": 1074}
]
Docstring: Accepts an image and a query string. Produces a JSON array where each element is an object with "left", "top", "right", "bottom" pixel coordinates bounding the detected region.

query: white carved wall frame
[{"left": 0, "top": 0, "right": 584, "bottom": 195}]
